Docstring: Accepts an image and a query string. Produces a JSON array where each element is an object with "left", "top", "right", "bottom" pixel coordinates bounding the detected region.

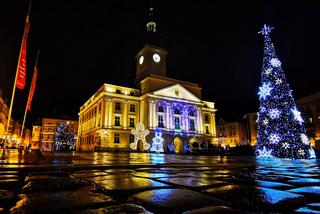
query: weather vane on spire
[{"left": 258, "top": 24, "right": 274, "bottom": 36}]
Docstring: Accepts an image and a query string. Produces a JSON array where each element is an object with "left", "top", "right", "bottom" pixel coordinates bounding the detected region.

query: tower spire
[{"left": 146, "top": 1, "right": 156, "bottom": 33}]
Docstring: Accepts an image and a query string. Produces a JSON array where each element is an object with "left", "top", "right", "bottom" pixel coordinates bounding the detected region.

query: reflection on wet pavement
[{"left": 0, "top": 150, "right": 319, "bottom": 213}]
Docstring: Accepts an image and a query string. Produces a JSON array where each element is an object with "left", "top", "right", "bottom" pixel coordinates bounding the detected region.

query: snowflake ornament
[
  {"left": 269, "top": 109, "right": 280, "bottom": 119},
  {"left": 265, "top": 68, "right": 272, "bottom": 75},
  {"left": 309, "top": 148, "right": 316, "bottom": 159},
  {"left": 257, "top": 146, "right": 273, "bottom": 158},
  {"left": 270, "top": 58, "right": 281, "bottom": 67},
  {"left": 282, "top": 142, "right": 290, "bottom": 149},
  {"left": 258, "top": 82, "right": 273, "bottom": 100},
  {"left": 262, "top": 118, "right": 269, "bottom": 125},
  {"left": 298, "top": 148, "right": 305, "bottom": 156},
  {"left": 269, "top": 133, "right": 280, "bottom": 144},
  {"left": 300, "top": 134, "right": 309, "bottom": 145},
  {"left": 291, "top": 107, "right": 304, "bottom": 125},
  {"left": 275, "top": 78, "right": 282, "bottom": 85}
]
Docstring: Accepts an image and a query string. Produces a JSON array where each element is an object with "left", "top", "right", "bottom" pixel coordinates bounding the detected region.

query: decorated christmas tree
[{"left": 256, "top": 25, "right": 316, "bottom": 159}]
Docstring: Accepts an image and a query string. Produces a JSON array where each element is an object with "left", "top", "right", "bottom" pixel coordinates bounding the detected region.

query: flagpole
[
  {"left": 2, "top": 1, "right": 32, "bottom": 157},
  {"left": 20, "top": 50, "right": 40, "bottom": 144}
]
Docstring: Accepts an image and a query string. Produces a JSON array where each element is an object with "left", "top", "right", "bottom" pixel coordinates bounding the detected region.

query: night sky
[{"left": 1, "top": 0, "right": 320, "bottom": 128}]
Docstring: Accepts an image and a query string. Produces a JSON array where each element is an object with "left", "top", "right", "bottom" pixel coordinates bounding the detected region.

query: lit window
[
  {"left": 189, "top": 119, "right": 195, "bottom": 131},
  {"left": 158, "top": 115, "right": 164, "bottom": 128},
  {"left": 174, "top": 109, "right": 180, "bottom": 115},
  {"left": 205, "top": 114, "right": 209, "bottom": 123},
  {"left": 175, "top": 117, "right": 180, "bottom": 129},
  {"left": 115, "top": 102, "right": 121, "bottom": 111},
  {"left": 130, "top": 104, "right": 135, "bottom": 112},
  {"left": 158, "top": 106, "right": 164, "bottom": 112},
  {"left": 129, "top": 118, "right": 135, "bottom": 127},
  {"left": 115, "top": 116, "right": 120, "bottom": 126},
  {"left": 114, "top": 134, "right": 120, "bottom": 143}
]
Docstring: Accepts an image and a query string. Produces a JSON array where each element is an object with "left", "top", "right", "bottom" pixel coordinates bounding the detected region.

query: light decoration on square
[
  {"left": 257, "top": 146, "right": 273, "bottom": 158},
  {"left": 256, "top": 24, "right": 316, "bottom": 159},
  {"left": 130, "top": 122, "right": 150, "bottom": 151},
  {"left": 269, "top": 109, "right": 280, "bottom": 119},
  {"left": 258, "top": 82, "right": 273, "bottom": 100},
  {"left": 291, "top": 107, "right": 304, "bottom": 125},
  {"left": 150, "top": 129, "right": 164, "bottom": 153}
]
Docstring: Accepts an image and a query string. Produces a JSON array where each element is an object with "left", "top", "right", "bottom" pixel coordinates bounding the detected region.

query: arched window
[{"left": 174, "top": 108, "right": 180, "bottom": 115}]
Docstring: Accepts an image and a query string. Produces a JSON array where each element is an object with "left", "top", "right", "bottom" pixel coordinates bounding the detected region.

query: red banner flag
[
  {"left": 16, "top": 17, "right": 30, "bottom": 90},
  {"left": 27, "top": 66, "right": 38, "bottom": 111}
]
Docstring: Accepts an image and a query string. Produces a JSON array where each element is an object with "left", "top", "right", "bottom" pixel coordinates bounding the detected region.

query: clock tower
[{"left": 135, "top": 7, "right": 167, "bottom": 81}]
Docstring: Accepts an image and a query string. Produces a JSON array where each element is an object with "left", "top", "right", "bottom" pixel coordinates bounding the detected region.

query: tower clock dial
[
  {"left": 153, "top": 54, "right": 161, "bottom": 63},
  {"left": 139, "top": 56, "right": 144, "bottom": 64}
]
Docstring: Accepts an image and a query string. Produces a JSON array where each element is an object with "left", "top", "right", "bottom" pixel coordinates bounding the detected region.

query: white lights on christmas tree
[
  {"left": 291, "top": 107, "right": 304, "bottom": 125},
  {"left": 269, "top": 109, "right": 281, "bottom": 119},
  {"left": 270, "top": 58, "right": 281, "bottom": 67},
  {"left": 257, "top": 146, "right": 274, "bottom": 158},
  {"left": 258, "top": 82, "right": 273, "bottom": 100},
  {"left": 256, "top": 24, "right": 316, "bottom": 159}
]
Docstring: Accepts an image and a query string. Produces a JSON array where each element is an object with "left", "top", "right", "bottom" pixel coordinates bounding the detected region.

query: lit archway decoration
[
  {"left": 130, "top": 122, "right": 150, "bottom": 151},
  {"left": 150, "top": 129, "right": 164, "bottom": 153}
]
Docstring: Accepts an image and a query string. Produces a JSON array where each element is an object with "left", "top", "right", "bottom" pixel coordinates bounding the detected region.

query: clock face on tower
[
  {"left": 139, "top": 56, "right": 144, "bottom": 65},
  {"left": 153, "top": 54, "right": 161, "bottom": 63}
]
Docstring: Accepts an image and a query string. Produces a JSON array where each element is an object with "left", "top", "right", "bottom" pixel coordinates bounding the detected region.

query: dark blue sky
[{"left": 1, "top": 0, "right": 320, "bottom": 127}]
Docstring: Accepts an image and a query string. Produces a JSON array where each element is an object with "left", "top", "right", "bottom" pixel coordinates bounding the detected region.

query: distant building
[
  {"left": 296, "top": 92, "right": 320, "bottom": 149},
  {"left": 0, "top": 90, "right": 8, "bottom": 140},
  {"left": 40, "top": 118, "right": 78, "bottom": 151},
  {"left": 77, "top": 7, "right": 217, "bottom": 153},
  {"left": 0, "top": 90, "right": 31, "bottom": 148},
  {"left": 216, "top": 119, "right": 247, "bottom": 147},
  {"left": 243, "top": 112, "right": 258, "bottom": 146}
]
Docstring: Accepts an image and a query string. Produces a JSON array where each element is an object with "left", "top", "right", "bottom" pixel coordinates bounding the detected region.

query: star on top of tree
[{"left": 258, "top": 24, "right": 274, "bottom": 36}]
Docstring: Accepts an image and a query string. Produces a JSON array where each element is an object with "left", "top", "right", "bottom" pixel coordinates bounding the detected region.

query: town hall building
[{"left": 76, "top": 7, "right": 217, "bottom": 153}]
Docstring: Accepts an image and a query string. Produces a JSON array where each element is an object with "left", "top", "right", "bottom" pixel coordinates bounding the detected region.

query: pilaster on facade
[
  {"left": 107, "top": 99, "right": 113, "bottom": 128},
  {"left": 123, "top": 100, "right": 128, "bottom": 129}
]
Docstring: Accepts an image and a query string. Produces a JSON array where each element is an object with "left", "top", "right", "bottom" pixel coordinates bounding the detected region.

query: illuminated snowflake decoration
[
  {"left": 298, "top": 148, "right": 305, "bottom": 156},
  {"left": 309, "top": 148, "right": 316, "bottom": 159},
  {"left": 150, "top": 130, "right": 164, "bottom": 153},
  {"left": 257, "top": 146, "right": 273, "bottom": 158},
  {"left": 258, "top": 83, "right": 273, "bottom": 100},
  {"left": 130, "top": 122, "right": 150, "bottom": 151},
  {"left": 269, "top": 133, "right": 280, "bottom": 144},
  {"left": 275, "top": 78, "right": 282, "bottom": 85},
  {"left": 282, "top": 142, "right": 290, "bottom": 149},
  {"left": 291, "top": 107, "right": 304, "bottom": 125},
  {"left": 260, "top": 107, "right": 266, "bottom": 113},
  {"left": 262, "top": 118, "right": 269, "bottom": 125},
  {"left": 300, "top": 134, "right": 309, "bottom": 145},
  {"left": 265, "top": 68, "right": 272, "bottom": 75},
  {"left": 270, "top": 58, "right": 281, "bottom": 67},
  {"left": 269, "top": 109, "right": 280, "bottom": 119}
]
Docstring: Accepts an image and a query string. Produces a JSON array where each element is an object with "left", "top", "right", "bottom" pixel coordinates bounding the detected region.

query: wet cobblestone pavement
[{"left": 0, "top": 150, "right": 319, "bottom": 213}]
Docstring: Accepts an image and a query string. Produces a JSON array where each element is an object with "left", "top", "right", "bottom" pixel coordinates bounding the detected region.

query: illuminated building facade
[
  {"left": 216, "top": 119, "right": 247, "bottom": 147},
  {"left": 40, "top": 118, "right": 78, "bottom": 152},
  {"left": 243, "top": 112, "right": 258, "bottom": 146},
  {"left": 77, "top": 7, "right": 217, "bottom": 153}
]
